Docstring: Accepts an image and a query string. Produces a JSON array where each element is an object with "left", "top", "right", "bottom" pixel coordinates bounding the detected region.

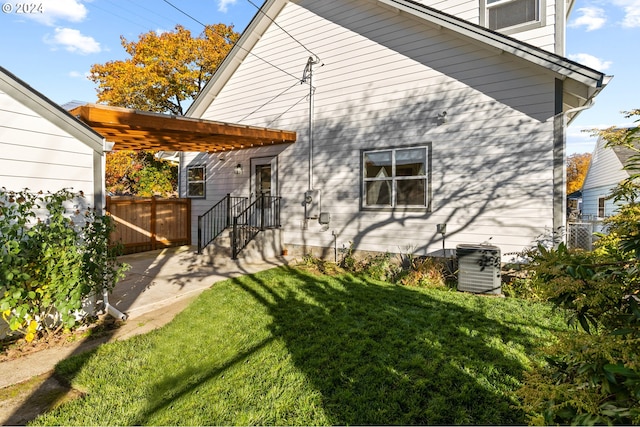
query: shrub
[
  {"left": 337, "top": 243, "right": 449, "bottom": 288},
  {"left": 516, "top": 237, "right": 640, "bottom": 425},
  {"left": 0, "top": 188, "right": 128, "bottom": 342},
  {"left": 360, "top": 252, "right": 401, "bottom": 282},
  {"left": 398, "top": 256, "right": 447, "bottom": 289}
]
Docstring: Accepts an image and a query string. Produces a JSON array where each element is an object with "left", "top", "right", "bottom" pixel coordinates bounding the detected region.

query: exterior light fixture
[
  {"left": 234, "top": 163, "right": 243, "bottom": 175},
  {"left": 437, "top": 223, "right": 447, "bottom": 254}
]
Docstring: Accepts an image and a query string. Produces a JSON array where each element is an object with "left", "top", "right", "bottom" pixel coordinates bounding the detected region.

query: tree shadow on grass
[{"left": 133, "top": 266, "right": 556, "bottom": 425}]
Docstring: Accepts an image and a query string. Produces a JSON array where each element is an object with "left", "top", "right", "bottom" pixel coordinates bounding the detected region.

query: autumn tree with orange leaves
[
  {"left": 566, "top": 152, "right": 591, "bottom": 195},
  {"left": 90, "top": 24, "right": 239, "bottom": 196},
  {"left": 90, "top": 23, "right": 238, "bottom": 115}
]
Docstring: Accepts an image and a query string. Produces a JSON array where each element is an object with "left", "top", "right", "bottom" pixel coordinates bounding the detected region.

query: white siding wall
[
  {"left": 415, "top": 0, "right": 559, "bottom": 53},
  {"left": 581, "top": 136, "right": 629, "bottom": 219},
  {"left": 415, "top": 0, "right": 480, "bottom": 23},
  {"left": 581, "top": 185, "right": 622, "bottom": 220},
  {"left": 0, "top": 89, "right": 95, "bottom": 208},
  {"left": 182, "top": 144, "right": 290, "bottom": 244},
  {"left": 582, "top": 137, "right": 628, "bottom": 191},
  {"left": 510, "top": 0, "right": 558, "bottom": 53},
  {"left": 194, "top": 0, "right": 558, "bottom": 257}
]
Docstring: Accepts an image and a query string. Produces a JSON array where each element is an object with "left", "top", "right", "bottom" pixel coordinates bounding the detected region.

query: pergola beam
[{"left": 70, "top": 104, "right": 296, "bottom": 152}]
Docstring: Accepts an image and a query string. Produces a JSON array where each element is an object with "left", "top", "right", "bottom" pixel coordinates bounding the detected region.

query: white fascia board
[
  {"left": 187, "top": 0, "right": 289, "bottom": 118},
  {"left": 566, "top": 0, "right": 577, "bottom": 17},
  {"left": 379, "top": 0, "right": 606, "bottom": 88},
  {"left": 188, "top": 0, "right": 607, "bottom": 118},
  {"left": 0, "top": 67, "right": 105, "bottom": 154}
]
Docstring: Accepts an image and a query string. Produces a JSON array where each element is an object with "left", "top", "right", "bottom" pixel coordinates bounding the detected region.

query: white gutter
[{"left": 566, "top": 98, "right": 595, "bottom": 115}]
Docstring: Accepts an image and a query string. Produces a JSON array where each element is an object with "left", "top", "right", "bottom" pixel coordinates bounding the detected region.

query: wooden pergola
[{"left": 70, "top": 104, "right": 297, "bottom": 152}]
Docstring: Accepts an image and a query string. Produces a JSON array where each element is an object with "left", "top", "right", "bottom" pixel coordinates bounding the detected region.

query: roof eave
[
  {"left": 565, "top": 75, "right": 612, "bottom": 125},
  {"left": 187, "top": 0, "right": 289, "bottom": 118},
  {"left": 190, "top": 0, "right": 608, "bottom": 120},
  {"left": 0, "top": 66, "right": 105, "bottom": 153},
  {"left": 379, "top": 0, "right": 606, "bottom": 88}
]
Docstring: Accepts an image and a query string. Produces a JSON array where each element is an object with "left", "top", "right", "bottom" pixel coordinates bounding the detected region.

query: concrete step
[{"left": 199, "top": 228, "right": 283, "bottom": 266}]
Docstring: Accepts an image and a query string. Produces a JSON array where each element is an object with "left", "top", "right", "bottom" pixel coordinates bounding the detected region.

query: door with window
[{"left": 251, "top": 156, "right": 278, "bottom": 227}]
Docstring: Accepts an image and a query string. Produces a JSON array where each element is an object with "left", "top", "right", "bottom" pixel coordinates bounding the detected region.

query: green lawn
[{"left": 33, "top": 265, "right": 567, "bottom": 425}]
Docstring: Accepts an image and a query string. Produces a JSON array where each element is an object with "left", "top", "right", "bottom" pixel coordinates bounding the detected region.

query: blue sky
[{"left": 0, "top": 0, "right": 638, "bottom": 155}]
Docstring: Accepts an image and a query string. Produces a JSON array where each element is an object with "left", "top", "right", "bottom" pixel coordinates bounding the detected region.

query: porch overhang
[{"left": 70, "top": 104, "right": 297, "bottom": 152}]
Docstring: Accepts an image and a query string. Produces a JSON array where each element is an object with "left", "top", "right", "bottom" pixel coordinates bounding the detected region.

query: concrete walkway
[{"left": 0, "top": 246, "right": 291, "bottom": 424}]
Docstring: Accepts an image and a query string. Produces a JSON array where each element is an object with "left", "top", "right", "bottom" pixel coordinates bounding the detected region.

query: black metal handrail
[
  {"left": 197, "top": 194, "right": 248, "bottom": 254},
  {"left": 232, "top": 195, "right": 281, "bottom": 259}
]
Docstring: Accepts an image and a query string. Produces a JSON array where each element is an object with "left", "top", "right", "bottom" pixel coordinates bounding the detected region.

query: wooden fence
[{"left": 106, "top": 196, "right": 191, "bottom": 254}]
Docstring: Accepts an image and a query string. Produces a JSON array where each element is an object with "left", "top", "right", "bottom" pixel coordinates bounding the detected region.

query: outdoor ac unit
[{"left": 456, "top": 244, "right": 501, "bottom": 294}]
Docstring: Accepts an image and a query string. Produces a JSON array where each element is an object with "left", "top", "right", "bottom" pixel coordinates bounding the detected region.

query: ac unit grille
[{"left": 456, "top": 244, "right": 501, "bottom": 294}]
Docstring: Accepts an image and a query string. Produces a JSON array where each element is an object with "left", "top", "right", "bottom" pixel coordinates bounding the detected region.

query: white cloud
[
  {"left": 217, "top": 0, "right": 237, "bottom": 13},
  {"left": 568, "top": 53, "right": 612, "bottom": 71},
  {"left": 612, "top": 0, "right": 640, "bottom": 27},
  {"left": 569, "top": 7, "right": 607, "bottom": 31},
  {"left": 28, "top": 0, "right": 88, "bottom": 26},
  {"left": 68, "top": 70, "right": 90, "bottom": 79},
  {"left": 44, "top": 28, "right": 101, "bottom": 55}
]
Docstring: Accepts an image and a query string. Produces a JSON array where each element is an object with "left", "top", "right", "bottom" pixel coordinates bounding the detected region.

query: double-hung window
[
  {"left": 187, "top": 165, "right": 205, "bottom": 198},
  {"left": 483, "top": 0, "right": 541, "bottom": 31},
  {"left": 362, "top": 145, "right": 430, "bottom": 210},
  {"left": 597, "top": 196, "right": 606, "bottom": 218}
]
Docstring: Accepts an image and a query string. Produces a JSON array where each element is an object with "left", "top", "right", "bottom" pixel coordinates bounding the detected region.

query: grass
[{"left": 33, "top": 265, "right": 568, "bottom": 425}]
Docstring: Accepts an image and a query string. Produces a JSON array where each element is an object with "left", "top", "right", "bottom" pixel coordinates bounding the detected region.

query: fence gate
[{"left": 106, "top": 196, "right": 191, "bottom": 254}]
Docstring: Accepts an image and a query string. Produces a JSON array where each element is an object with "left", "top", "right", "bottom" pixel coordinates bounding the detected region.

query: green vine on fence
[{"left": 0, "top": 188, "right": 128, "bottom": 342}]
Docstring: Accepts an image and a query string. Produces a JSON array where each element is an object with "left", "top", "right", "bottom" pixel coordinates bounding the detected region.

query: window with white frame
[
  {"left": 362, "top": 145, "right": 430, "bottom": 209},
  {"left": 598, "top": 196, "right": 606, "bottom": 218},
  {"left": 484, "top": 0, "right": 541, "bottom": 31},
  {"left": 187, "top": 165, "right": 205, "bottom": 198}
]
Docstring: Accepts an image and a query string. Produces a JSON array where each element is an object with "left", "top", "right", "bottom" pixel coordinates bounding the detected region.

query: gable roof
[
  {"left": 188, "top": 0, "right": 610, "bottom": 123},
  {"left": 582, "top": 133, "right": 636, "bottom": 191},
  {"left": 0, "top": 66, "right": 105, "bottom": 153},
  {"left": 612, "top": 144, "right": 637, "bottom": 171}
]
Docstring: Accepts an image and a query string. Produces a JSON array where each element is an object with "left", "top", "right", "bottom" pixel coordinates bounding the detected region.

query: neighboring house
[
  {"left": 180, "top": 0, "right": 609, "bottom": 260},
  {"left": 567, "top": 189, "right": 582, "bottom": 220},
  {"left": 581, "top": 134, "right": 635, "bottom": 220},
  {"left": 0, "top": 66, "right": 107, "bottom": 211}
]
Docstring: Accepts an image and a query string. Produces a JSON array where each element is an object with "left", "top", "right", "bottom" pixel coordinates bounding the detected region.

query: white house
[
  {"left": 0, "top": 66, "right": 107, "bottom": 211},
  {"left": 181, "top": 0, "right": 610, "bottom": 260},
  {"left": 581, "top": 134, "right": 635, "bottom": 220}
]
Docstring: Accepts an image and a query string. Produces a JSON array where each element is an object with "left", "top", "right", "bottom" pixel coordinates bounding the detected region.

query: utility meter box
[
  {"left": 319, "top": 212, "right": 331, "bottom": 224},
  {"left": 305, "top": 189, "right": 321, "bottom": 219}
]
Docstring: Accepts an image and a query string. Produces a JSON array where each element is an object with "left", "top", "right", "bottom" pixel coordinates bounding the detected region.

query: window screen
[{"left": 487, "top": 0, "right": 539, "bottom": 30}]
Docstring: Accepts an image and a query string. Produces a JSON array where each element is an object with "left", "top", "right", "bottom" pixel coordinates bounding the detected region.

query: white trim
[
  {"left": 482, "top": 0, "right": 545, "bottom": 33},
  {"left": 190, "top": 0, "right": 608, "bottom": 120},
  {"left": 379, "top": 0, "right": 604, "bottom": 87},
  {"left": 186, "top": 165, "right": 206, "bottom": 198},
  {"left": 187, "top": 0, "right": 289, "bottom": 117},
  {"left": 0, "top": 66, "right": 105, "bottom": 154}
]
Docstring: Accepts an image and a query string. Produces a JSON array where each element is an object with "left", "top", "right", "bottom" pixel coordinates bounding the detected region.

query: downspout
[
  {"left": 564, "top": 98, "right": 595, "bottom": 122},
  {"left": 554, "top": 96, "right": 596, "bottom": 245},
  {"left": 100, "top": 139, "right": 127, "bottom": 321},
  {"left": 103, "top": 290, "right": 128, "bottom": 321}
]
